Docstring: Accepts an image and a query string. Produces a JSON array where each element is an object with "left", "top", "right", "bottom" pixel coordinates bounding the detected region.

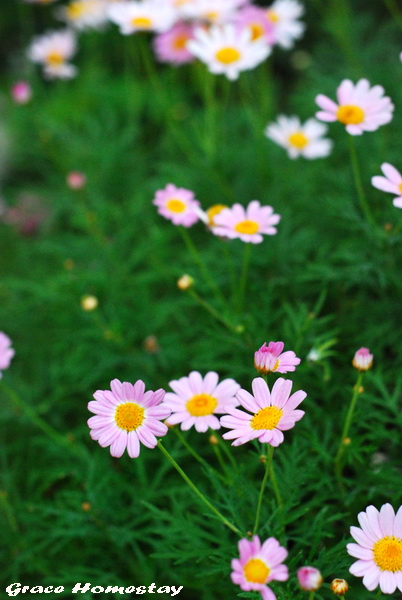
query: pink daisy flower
[
  {"left": 234, "top": 6, "right": 275, "bottom": 45},
  {"left": 231, "top": 535, "right": 288, "bottom": 600},
  {"left": 315, "top": 79, "right": 394, "bottom": 135},
  {"left": 87, "top": 379, "right": 171, "bottom": 458},
  {"left": 164, "top": 371, "right": 240, "bottom": 433},
  {"left": 372, "top": 163, "right": 402, "bottom": 209},
  {"left": 212, "top": 200, "right": 280, "bottom": 244},
  {"left": 153, "top": 22, "right": 195, "bottom": 65},
  {"left": 352, "top": 347, "right": 373, "bottom": 371},
  {"left": 220, "top": 377, "right": 306, "bottom": 447},
  {"left": 0, "top": 332, "right": 15, "bottom": 378},
  {"left": 254, "top": 341, "right": 300, "bottom": 375},
  {"left": 347, "top": 503, "right": 402, "bottom": 594},
  {"left": 153, "top": 183, "right": 201, "bottom": 227}
]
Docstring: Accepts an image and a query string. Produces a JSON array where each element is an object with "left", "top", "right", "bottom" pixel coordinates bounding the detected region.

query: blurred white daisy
[
  {"left": 265, "top": 0, "right": 305, "bottom": 49},
  {"left": 187, "top": 24, "right": 271, "bottom": 81},
  {"left": 28, "top": 30, "right": 78, "bottom": 79},
  {"left": 180, "top": 0, "right": 248, "bottom": 24},
  {"left": 59, "top": 0, "right": 109, "bottom": 30},
  {"left": 265, "top": 115, "right": 332, "bottom": 159},
  {"left": 108, "top": 1, "right": 177, "bottom": 35}
]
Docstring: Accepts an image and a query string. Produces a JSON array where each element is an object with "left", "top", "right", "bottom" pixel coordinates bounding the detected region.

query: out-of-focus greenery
[{"left": 1, "top": 1, "right": 402, "bottom": 599}]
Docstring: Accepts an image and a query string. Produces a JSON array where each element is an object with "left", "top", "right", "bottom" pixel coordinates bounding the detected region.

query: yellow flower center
[
  {"left": 251, "top": 406, "right": 283, "bottom": 430},
  {"left": 115, "top": 402, "right": 145, "bottom": 432},
  {"left": 46, "top": 51, "right": 65, "bottom": 66},
  {"left": 205, "top": 11, "right": 219, "bottom": 21},
  {"left": 186, "top": 393, "right": 218, "bottom": 417},
  {"left": 249, "top": 23, "right": 264, "bottom": 41},
  {"left": 336, "top": 105, "right": 365, "bottom": 125},
  {"left": 131, "top": 17, "right": 153, "bottom": 29},
  {"left": 166, "top": 198, "right": 186, "bottom": 213},
  {"left": 206, "top": 204, "right": 227, "bottom": 226},
  {"left": 288, "top": 131, "right": 309, "bottom": 149},
  {"left": 399, "top": 183, "right": 402, "bottom": 193},
  {"left": 66, "top": 1, "right": 87, "bottom": 19},
  {"left": 215, "top": 47, "right": 241, "bottom": 65},
  {"left": 234, "top": 220, "right": 259, "bottom": 235},
  {"left": 173, "top": 34, "right": 189, "bottom": 50},
  {"left": 373, "top": 536, "right": 402, "bottom": 572},
  {"left": 266, "top": 10, "right": 279, "bottom": 23},
  {"left": 243, "top": 558, "right": 270, "bottom": 584}
]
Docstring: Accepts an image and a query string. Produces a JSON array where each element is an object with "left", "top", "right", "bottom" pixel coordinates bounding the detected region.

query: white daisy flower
[
  {"left": 187, "top": 24, "right": 271, "bottom": 81},
  {"left": 265, "top": 0, "right": 305, "bottom": 49},
  {"left": 28, "top": 30, "right": 78, "bottom": 79},
  {"left": 108, "top": 1, "right": 177, "bottom": 35},
  {"left": 180, "top": 0, "right": 248, "bottom": 23},
  {"left": 58, "top": 0, "right": 109, "bottom": 30},
  {"left": 265, "top": 115, "right": 332, "bottom": 159}
]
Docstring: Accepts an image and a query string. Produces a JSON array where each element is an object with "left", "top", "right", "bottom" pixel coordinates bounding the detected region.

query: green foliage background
[{"left": 1, "top": 1, "right": 402, "bottom": 598}]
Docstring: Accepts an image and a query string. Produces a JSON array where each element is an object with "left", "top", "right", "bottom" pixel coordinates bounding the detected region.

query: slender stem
[
  {"left": 334, "top": 372, "right": 364, "bottom": 487},
  {"left": 384, "top": 0, "right": 402, "bottom": 28},
  {"left": 236, "top": 243, "right": 251, "bottom": 313},
  {"left": 268, "top": 446, "right": 283, "bottom": 510},
  {"left": 212, "top": 443, "right": 232, "bottom": 482},
  {"left": 253, "top": 445, "right": 271, "bottom": 534},
  {"left": 308, "top": 592, "right": 315, "bottom": 600},
  {"left": 179, "top": 227, "right": 226, "bottom": 307},
  {"left": 188, "top": 289, "right": 236, "bottom": 333},
  {"left": 218, "top": 437, "right": 238, "bottom": 470},
  {"left": 349, "top": 137, "right": 376, "bottom": 228},
  {"left": 0, "top": 491, "right": 18, "bottom": 532},
  {"left": 173, "top": 428, "right": 227, "bottom": 483},
  {"left": 158, "top": 441, "right": 242, "bottom": 536}
]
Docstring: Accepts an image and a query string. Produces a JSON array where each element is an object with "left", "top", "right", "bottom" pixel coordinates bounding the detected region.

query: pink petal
[
  {"left": 382, "top": 162, "right": 402, "bottom": 184},
  {"left": 379, "top": 571, "right": 396, "bottom": 594},
  {"left": 379, "top": 503, "right": 395, "bottom": 537},
  {"left": 252, "top": 377, "right": 270, "bottom": 408},
  {"left": 127, "top": 431, "right": 140, "bottom": 458}
]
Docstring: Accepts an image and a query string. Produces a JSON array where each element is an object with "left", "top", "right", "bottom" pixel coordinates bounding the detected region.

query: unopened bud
[
  {"left": 177, "top": 274, "right": 194, "bottom": 290},
  {"left": 352, "top": 347, "right": 373, "bottom": 371},
  {"left": 208, "top": 434, "right": 219, "bottom": 445},
  {"left": 297, "top": 566, "right": 323, "bottom": 592},
  {"left": 259, "top": 454, "right": 267, "bottom": 464},
  {"left": 67, "top": 171, "right": 86, "bottom": 190},
  {"left": 81, "top": 502, "right": 91, "bottom": 512},
  {"left": 343, "top": 437, "right": 351, "bottom": 446},
  {"left": 143, "top": 335, "right": 160, "bottom": 354},
  {"left": 330, "top": 578, "right": 348, "bottom": 595},
  {"left": 81, "top": 295, "right": 98, "bottom": 311}
]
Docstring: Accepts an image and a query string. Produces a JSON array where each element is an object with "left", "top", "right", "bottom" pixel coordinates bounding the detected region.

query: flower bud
[
  {"left": 11, "top": 81, "right": 32, "bottom": 105},
  {"left": 208, "top": 434, "right": 219, "bottom": 445},
  {"left": 330, "top": 578, "right": 348, "bottom": 595},
  {"left": 297, "top": 566, "right": 323, "bottom": 591},
  {"left": 81, "top": 295, "right": 98, "bottom": 312},
  {"left": 352, "top": 347, "right": 373, "bottom": 371},
  {"left": 67, "top": 171, "right": 87, "bottom": 190},
  {"left": 177, "top": 274, "right": 194, "bottom": 290},
  {"left": 254, "top": 341, "right": 300, "bottom": 374}
]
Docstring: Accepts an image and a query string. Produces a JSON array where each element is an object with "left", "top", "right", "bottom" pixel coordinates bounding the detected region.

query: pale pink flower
[
  {"left": 108, "top": 1, "right": 177, "bottom": 35},
  {"left": 221, "top": 377, "right": 306, "bottom": 447},
  {"left": 352, "top": 347, "right": 373, "bottom": 371},
  {"left": 153, "top": 23, "right": 195, "bottom": 64},
  {"left": 231, "top": 535, "right": 288, "bottom": 600},
  {"left": 316, "top": 79, "right": 394, "bottom": 135},
  {"left": 254, "top": 341, "right": 300, "bottom": 375},
  {"left": 297, "top": 567, "right": 323, "bottom": 592},
  {"left": 265, "top": 0, "right": 305, "bottom": 49},
  {"left": 164, "top": 371, "right": 240, "bottom": 433},
  {"left": 347, "top": 503, "right": 402, "bottom": 594},
  {"left": 372, "top": 163, "right": 402, "bottom": 209},
  {"left": 0, "top": 332, "right": 15, "bottom": 378},
  {"left": 153, "top": 183, "right": 201, "bottom": 227},
  {"left": 28, "top": 30, "right": 78, "bottom": 79},
  {"left": 88, "top": 379, "right": 171, "bottom": 458},
  {"left": 67, "top": 171, "right": 87, "bottom": 189},
  {"left": 265, "top": 115, "right": 332, "bottom": 159},
  {"left": 11, "top": 82, "right": 32, "bottom": 105},
  {"left": 212, "top": 200, "right": 280, "bottom": 243},
  {"left": 181, "top": 0, "right": 249, "bottom": 24},
  {"left": 234, "top": 6, "right": 275, "bottom": 45}
]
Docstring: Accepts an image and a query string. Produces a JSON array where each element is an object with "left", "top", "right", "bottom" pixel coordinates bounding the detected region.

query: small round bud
[
  {"left": 208, "top": 434, "right": 219, "bottom": 446},
  {"left": 297, "top": 566, "right": 323, "bottom": 592},
  {"left": 63, "top": 258, "right": 75, "bottom": 271},
  {"left": 81, "top": 295, "right": 98, "bottom": 312},
  {"left": 235, "top": 324, "right": 245, "bottom": 334},
  {"left": 11, "top": 81, "right": 32, "bottom": 105},
  {"left": 384, "top": 222, "right": 393, "bottom": 231},
  {"left": 330, "top": 579, "right": 348, "bottom": 595},
  {"left": 342, "top": 437, "right": 351, "bottom": 446},
  {"left": 81, "top": 502, "right": 91, "bottom": 512},
  {"left": 358, "top": 386, "right": 364, "bottom": 394},
  {"left": 352, "top": 347, "right": 373, "bottom": 371},
  {"left": 67, "top": 171, "right": 86, "bottom": 190},
  {"left": 177, "top": 274, "right": 194, "bottom": 290},
  {"left": 259, "top": 454, "right": 267, "bottom": 464},
  {"left": 143, "top": 335, "right": 160, "bottom": 354}
]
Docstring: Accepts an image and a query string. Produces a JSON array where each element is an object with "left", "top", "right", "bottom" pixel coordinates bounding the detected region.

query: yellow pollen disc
[
  {"left": 206, "top": 204, "right": 227, "bottom": 226},
  {"left": 234, "top": 220, "right": 259, "bottom": 235},
  {"left": 288, "top": 131, "right": 309, "bottom": 149},
  {"left": 115, "top": 402, "right": 145, "bottom": 432},
  {"left": 173, "top": 35, "right": 189, "bottom": 50},
  {"left": 166, "top": 198, "right": 186, "bottom": 213},
  {"left": 131, "top": 16, "right": 152, "bottom": 29},
  {"left": 249, "top": 23, "right": 264, "bottom": 41},
  {"left": 205, "top": 11, "right": 219, "bottom": 21},
  {"left": 251, "top": 406, "right": 283, "bottom": 430},
  {"left": 336, "top": 105, "right": 365, "bottom": 125},
  {"left": 215, "top": 47, "right": 241, "bottom": 65},
  {"left": 373, "top": 536, "right": 402, "bottom": 572},
  {"left": 243, "top": 558, "right": 270, "bottom": 584},
  {"left": 186, "top": 393, "right": 218, "bottom": 417},
  {"left": 267, "top": 10, "right": 279, "bottom": 23},
  {"left": 46, "top": 51, "right": 65, "bottom": 66},
  {"left": 399, "top": 183, "right": 402, "bottom": 193},
  {"left": 66, "top": 1, "right": 87, "bottom": 19}
]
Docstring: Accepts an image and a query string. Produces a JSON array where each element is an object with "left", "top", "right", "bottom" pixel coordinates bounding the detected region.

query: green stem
[
  {"left": 179, "top": 227, "right": 226, "bottom": 307},
  {"left": 334, "top": 372, "right": 364, "bottom": 487},
  {"left": 236, "top": 243, "right": 251, "bottom": 313},
  {"left": 158, "top": 441, "right": 242, "bottom": 536},
  {"left": 0, "top": 491, "right": 18, "bottom": 533},
  {"left": 187, "top": 289, "right": 236, "bottom": 333},
  {"left": 308, "top": 592, "right": 315, "bottom": 600},
  {"left": 212, "top": 443, "right": 232, "bottom": 482},
  {"left": 384, "top": 0, "right": 402, "bottom": 28},
  {"left": 268, "top": 445, "right": 283, "bottom": 510},
  {"left": 349, "top": 137, "right": 376, "bottom": 228},
  {"left": 173, "top": 428, "right": 227, "bottom": 483},
  {"left": 253, "top": 445, "right": 271, "bottom": 534}
]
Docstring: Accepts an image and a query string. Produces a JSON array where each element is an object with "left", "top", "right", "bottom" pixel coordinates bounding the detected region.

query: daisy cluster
[
  {"left": 153, "top": 183, "right": 281, "bottom": 244},
  {"left": 25, "top": 0, "right": 306, "bottom": 80}
]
